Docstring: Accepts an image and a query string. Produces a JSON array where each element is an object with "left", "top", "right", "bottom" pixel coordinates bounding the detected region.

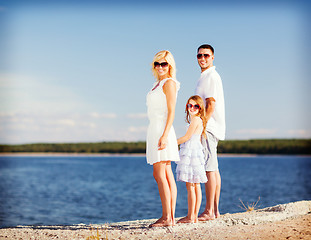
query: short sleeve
[
  {"left": 196, "top": 75, "right": 217, "bottom": 101},
  {"left": 204, "top": 75, "right": 217, "bottom": 100}
]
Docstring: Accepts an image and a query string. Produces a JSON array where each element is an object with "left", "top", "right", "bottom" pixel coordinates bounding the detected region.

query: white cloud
[
  {"left": 236, "top": 128, "right": 277, "bottom": 135},
  {"left": 50, "top": 119, "right": 76, "bottom": 127},
  {"left": 127, "top": 113, "right": 147, "bottom": 119},
  {"left": 0, "top": 73, "right": 87, "bottom": 113},
  {"left": 287, "top": 129, "right": 311, "bottom": 138},
  {"left": 128, "top": 126, "right": 147, "bottom": 133},
  {"left": 230, "top": 128, "right": 311, "bottom": 139},
  {"left": 229, "top": 128, "right": 279, "bottom": 139},
  {"left": 0, "top": 111, "right": 100, "bottom": 143},
  {"left": 81, "top": 122, "right": 96, "bottom": 128},
  {"left": 0, "top": 111, "right": 148, "bottom": 143},
  {"left": 89, "top": 112, "right": 117, "bottom": 119}
]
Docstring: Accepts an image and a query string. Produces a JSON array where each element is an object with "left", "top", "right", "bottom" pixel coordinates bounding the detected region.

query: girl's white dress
[
  {"left": 146, "top": 78, "right": 180, "bottom": 165},
  {"left": 176, "top": 124, "right": 208, "bottom": 183}
]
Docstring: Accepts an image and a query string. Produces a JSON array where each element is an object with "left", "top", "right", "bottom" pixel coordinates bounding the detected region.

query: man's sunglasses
[
  {"left": 154, "top": 62, "right": 168, "bottom": 68},
  {"left": 187, "top": 104, "right": 200, "bottom": 110},
  {"left": 197, "top": 54, "right": 211, "bottom": 59}
]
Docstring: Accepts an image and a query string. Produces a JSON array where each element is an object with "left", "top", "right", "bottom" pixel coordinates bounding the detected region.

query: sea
[{"left": 0, "top": 155, "right": 310, "bottom": 228}]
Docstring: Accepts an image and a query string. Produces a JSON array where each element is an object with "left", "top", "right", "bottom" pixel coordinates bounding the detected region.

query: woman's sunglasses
[
  {"left": 187, "top": 103, "right": 200, "bottom": 110},
  {"left": 197, "top": 54, "right": 211, "bottom": 59},
  {"left": 154, "top": 62, "right": 168, "bottom": 68}
]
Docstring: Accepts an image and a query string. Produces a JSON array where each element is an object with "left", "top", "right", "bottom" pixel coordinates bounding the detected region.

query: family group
[{"left": 146, "top": 44, "right": 225, "bottom": 227}]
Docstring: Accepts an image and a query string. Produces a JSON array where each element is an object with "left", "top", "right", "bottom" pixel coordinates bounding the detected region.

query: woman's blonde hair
[
  {"left": 185, "top": 95, "right": 207, "bottom": 139},
  {"left": 151, "top": 50, "right": 176, "bottom": 80}
]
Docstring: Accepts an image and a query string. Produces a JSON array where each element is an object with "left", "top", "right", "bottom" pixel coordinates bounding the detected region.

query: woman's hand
[{"left": 158, "top": 136, "right": 168, "bottom": 150}]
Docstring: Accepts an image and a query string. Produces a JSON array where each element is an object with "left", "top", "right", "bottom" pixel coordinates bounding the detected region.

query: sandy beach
[{"left": 1, "top": 200, "right": 310, "bottom": 240}]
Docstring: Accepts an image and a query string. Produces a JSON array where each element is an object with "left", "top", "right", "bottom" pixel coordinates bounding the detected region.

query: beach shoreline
[{"left": 1, "top": 200, "right": 310, "bottom": 240}]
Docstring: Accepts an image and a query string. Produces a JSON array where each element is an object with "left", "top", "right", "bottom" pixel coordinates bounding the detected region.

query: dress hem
[{"left": 147, "top": 159, "right": 180, "bottom": 165}]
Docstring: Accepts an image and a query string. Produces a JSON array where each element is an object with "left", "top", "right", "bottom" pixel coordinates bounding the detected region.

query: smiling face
[
  {"left": 197, "top": 48, "right": 214, "bottom": 72},
  {"left": 187, "top": 99, "right": 200, "bottom": 116},
  {"left": 154, "top": 58, "right": 169, "bottom": 80}
]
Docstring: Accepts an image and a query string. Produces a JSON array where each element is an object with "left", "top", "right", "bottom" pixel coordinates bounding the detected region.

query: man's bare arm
[{"left": 205, "top": 97, "right": 216, "bottom": 122}]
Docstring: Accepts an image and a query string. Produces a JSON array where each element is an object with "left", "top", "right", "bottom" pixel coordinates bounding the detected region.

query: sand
[{"left": 0, "top": 200, "right": 310, "bottom": 240}]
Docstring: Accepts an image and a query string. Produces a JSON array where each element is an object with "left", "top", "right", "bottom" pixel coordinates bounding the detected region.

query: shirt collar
[{"left": 201, "top": 66, "right": 216, "bottom": 76}]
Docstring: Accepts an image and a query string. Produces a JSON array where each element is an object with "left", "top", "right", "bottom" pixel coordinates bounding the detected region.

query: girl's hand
[{"left": 158, "top": 136, "right": 167, "bottom": 150}]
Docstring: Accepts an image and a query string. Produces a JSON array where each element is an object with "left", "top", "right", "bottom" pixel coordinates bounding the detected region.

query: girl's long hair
[
  {"left": 151, "top": 50, "right": 176, "bottom": 80},
  {"left": 185, "top": 95, "right": 207, "bottom": 139}
]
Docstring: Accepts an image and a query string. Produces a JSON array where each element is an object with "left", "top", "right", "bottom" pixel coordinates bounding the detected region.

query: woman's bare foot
[
  {"left": 177, "top": 216, "right": 195, "bottom": 224},
  {"left": 198, "top": 212, "right": 215, "bottom": 221},
  {"left": 149, "top": 217, "right": 172, "bottom": 228},
  {"left": 172, "top": 217, "right": 176, "bottom": 226},
  {"left": 215, "top": 211, "right": 220, "bottom": 218}
]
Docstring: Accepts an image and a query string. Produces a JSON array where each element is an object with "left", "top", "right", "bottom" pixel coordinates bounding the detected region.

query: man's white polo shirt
[{"left": 195, "top": 66, "right": 226, "bottom": 140}]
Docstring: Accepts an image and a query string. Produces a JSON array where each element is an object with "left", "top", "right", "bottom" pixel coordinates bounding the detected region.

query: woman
[{"left": 146, "top": 50, "right": 180, "bottom": 227}]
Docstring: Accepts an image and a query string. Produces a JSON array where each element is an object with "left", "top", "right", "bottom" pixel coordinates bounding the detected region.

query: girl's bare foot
[
  {"left": 177, "top": 216, "right": 195, "bottom": 224},
  {"left": 149, "top": 217, "right": 172, "bottom": 228}
]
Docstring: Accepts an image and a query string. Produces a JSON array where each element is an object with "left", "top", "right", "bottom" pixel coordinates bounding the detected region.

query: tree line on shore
[{"left": 0, "top": 139, "right": 310, "bottom": 155}]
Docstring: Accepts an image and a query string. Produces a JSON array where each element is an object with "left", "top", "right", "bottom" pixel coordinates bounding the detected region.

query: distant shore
[
  {"left": 0, "top": 152, "right": 147, "bottom": 157},
  {"left": 1, "top": 152, "right": 309, "bottom": 158},
  {"left": 0, "top": 152, "right": 256, "bottom": 157},
  {"left": 1, "top": 139, "right": 310, "bottom": 155},
  {"left": 0, "top": 200, "right": 310, "bottom": 240}
]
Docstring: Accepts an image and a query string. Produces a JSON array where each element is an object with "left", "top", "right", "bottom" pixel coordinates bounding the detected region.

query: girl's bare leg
[
  {"left": 194, "top": 183, "right": 202, "bottom": 223},
  {"left": 178, "top": 182, "right": 196, "bottom": 224},
  {"left": 150, "top": 161, "right": 173, "bottom": 227}
]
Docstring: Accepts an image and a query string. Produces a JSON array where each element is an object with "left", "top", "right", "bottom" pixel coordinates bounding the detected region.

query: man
[{"left": 195, "top": 44, "right": 225, "bottom": 220}]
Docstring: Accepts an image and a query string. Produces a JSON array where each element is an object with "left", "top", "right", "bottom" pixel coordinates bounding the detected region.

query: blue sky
[{"left": 0, "top": 0, "right": 310, "bottom": 144}]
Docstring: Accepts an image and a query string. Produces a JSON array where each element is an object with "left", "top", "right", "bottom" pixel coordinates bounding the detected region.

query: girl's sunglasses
[
  {"left": 154, "top": 62, "right": 168, "bottom": 68},
  {"left": 187, "top": 103, "right": 200, "bottom": 110}
]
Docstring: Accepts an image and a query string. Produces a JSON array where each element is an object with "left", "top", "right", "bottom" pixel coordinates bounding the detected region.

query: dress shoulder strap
[{"left": 160, "top": 78, "right": 180, "bottom": 91}]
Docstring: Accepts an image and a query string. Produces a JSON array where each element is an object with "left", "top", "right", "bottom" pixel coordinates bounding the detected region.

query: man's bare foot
[
  {"left": 177, "top": 216, "right": 195, "bottom": 224},
  {"left": 149, "top": 217, "right": 172, "bottom": 228},
  {"left": 198, "top": 212, "right": 215, "bottom": 221}
]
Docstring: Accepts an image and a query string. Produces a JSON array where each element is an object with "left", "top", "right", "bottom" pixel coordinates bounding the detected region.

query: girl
[{"left": 176, "top": 95, "right": 208, "bottom": 224}]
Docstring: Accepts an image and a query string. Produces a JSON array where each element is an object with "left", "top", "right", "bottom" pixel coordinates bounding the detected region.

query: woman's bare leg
[
  {"left": 150, "top": 161, "right": 173, "bottom": 227},
  {"left": 165, "top": 162, "right": 177, "bottom": 225}
]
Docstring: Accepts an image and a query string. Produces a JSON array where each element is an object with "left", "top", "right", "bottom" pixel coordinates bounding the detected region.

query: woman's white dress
[
  {"left": 146, "top": 78, "right": 180, "bottom": 165},
  {"left": 176, "top": 129, "right": 208, "bottom": 183}
]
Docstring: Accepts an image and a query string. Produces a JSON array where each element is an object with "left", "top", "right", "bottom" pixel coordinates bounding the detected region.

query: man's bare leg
[
  {"left": 198, "top": 171, "right": 216, "bottom": 221},
  {"left": 214, "top": 170, "right": 221, "bottom": 218}
]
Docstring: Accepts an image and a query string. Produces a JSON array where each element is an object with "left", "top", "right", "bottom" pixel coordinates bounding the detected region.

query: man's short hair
[{"left": 198, "top": 44, "right": 214, "bottom": 54}]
